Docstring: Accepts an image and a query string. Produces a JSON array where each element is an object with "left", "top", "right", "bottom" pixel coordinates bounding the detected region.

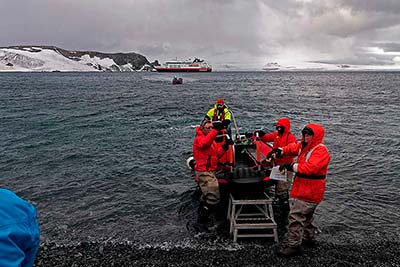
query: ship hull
[{"left": 155, "top": 67, "right": 212, "bottom": 72}]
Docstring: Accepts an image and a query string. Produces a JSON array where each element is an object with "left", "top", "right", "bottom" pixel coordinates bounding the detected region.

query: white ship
[{"left": 155, "top": 58, "right": 212, "bottom": 72}]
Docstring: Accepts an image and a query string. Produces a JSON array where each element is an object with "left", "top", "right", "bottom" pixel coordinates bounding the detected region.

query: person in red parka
[
  {"left": 193, "top": 119, "right": 232, "bottom": 229},
  {"left": 269, "top": 123, "right": 330, "bottom": 257},
  {"left": 254, "top": 117, "right": 298, "bottom": 216}
]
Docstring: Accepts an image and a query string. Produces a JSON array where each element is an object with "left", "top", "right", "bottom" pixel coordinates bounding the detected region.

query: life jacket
[
  {"left": 206, "top": 104, "right": 231, "bottom": 122},
  {"left": 216, "top": 144, "right": 234, "bottom": 184},
  {"left": 212, "top": 108, "right": 225, "bottom": 121}
]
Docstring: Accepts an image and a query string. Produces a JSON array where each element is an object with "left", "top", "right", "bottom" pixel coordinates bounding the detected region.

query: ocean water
[{"left": 0, "top": 71, "right": 399, "bottom": 246}]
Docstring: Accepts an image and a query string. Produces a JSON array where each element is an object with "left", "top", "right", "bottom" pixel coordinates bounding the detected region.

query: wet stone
[{"left": 35, "top": 239, "right": 400, "bottom": 267}]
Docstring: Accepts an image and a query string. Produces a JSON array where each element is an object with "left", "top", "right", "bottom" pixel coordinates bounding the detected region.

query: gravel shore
[{"left": 36, "top": 238, "right": 400, "bottom": 267}]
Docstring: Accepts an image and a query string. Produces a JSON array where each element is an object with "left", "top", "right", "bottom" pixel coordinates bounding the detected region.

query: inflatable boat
[
  {"left": 172, "top": 77, "right": 183, "bottom": 85},
  {"left": 187, "top": 113, "right": 274, "bottom": 192}
]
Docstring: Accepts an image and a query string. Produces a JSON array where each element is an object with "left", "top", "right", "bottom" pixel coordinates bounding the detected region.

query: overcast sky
[{"left": 1, "top": 0, "right": 400, "bottom": 69}]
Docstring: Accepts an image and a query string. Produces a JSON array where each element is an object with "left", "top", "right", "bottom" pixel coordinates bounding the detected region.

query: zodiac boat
[
  {"left": 188, "top": 114, "right": 280, "bottom": 242},
  {"left": 187, "top": 114, "right": 273, "bottom": 192},
  {"left": 172, "top": 77, "right": 183, "bottom": 85}
]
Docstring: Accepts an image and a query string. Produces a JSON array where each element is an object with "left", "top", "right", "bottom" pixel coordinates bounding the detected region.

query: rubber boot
[
  {"left": 277, "top": 197, "right": 290, "bottom": 239},
  {"left": 195, "top": 202, "right": 220, "bottom": 232},
  {"left": 278, "top": 197, "right": 290, "bottom": 224},
  {"left": 197, "top": 203, "right": 211, "bottom": 224},
  {"left": 204, "top": 204, "right": 219, "bottom": 231},
  {"left": 276, "top": 244, "right": 302, "bottom": 257},
  {"left": 191, "top": 203, "right": 210, "bottom": 232},
  {"left": 302, "top": 239, "right": 317, "bottom": 248},
  {"left": 215, "top": 184, "right": 229, "bottom": 228}
]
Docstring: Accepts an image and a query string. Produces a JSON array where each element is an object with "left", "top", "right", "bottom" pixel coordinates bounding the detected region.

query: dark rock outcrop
[{"left": 1, "top": 45, "right": 154, "bottom": 71}]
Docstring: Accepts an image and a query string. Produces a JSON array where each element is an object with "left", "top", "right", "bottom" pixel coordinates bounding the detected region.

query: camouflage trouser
[
  {"left": 196, "top": 171, "right": 220, "bottom": 206},
  {"left": 286, "top": 199, "right": 319, "bottom": 247},
  {"left": 275, "top": 171, "right": 294, "bottom": 199}
]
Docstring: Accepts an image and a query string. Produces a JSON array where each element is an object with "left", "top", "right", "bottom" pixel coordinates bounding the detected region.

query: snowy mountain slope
[{"left": 0, "top": 46, "right": 152, "bottom": 72}]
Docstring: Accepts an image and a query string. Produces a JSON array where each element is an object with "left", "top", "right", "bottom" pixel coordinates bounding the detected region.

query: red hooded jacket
[
  {"left": 282, "top": 123, "right": 330, "bottom": 203},
  {"left": 193, "top": 127, "right": 225, "bottom": 172},
  {"left": 260, "top": 117, "right": 298, "bottom": 165}
]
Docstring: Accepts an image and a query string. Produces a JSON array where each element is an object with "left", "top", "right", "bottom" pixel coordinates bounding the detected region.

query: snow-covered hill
[{"left": 0, "top": 46, "right": 153, "bottom": 72}]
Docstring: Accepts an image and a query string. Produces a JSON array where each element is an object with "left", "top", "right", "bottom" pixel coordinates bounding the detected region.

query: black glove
[
  {"left": 222, "top": 119, "right": 231, "bottom": 128},
  {"left": 245, "top": 132, "right": 253, "bottom": 138},
  {"left": 212, "top": 121, "right": 224, "bottom": 131},
  {"left": 267, "top": 148, "right": 283, "bottom": 160},
  {"left": 222, "top": 138, "right": 234, "bottom": 151},
  {"left": 279, "top": 163, "right": 294, "bottom": 172},
  {"left": 254, "top": 130, "right": 266, "bottom": 137},
  {"left": 261, "top": 158, "right": 272, "bottom": 165}
]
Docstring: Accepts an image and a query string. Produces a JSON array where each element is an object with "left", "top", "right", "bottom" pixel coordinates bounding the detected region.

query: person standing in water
[
  {"left": 192, "top": 119, "right": 232, "bottom": 230},
  {"left": 268, "top": 123, "right": 330, "bottom": 257},
  {"left": 254, "top": 117, "right": 298, "bottom": 226}
]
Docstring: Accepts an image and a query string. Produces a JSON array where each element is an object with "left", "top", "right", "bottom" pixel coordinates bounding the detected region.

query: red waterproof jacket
[
  {"left": 282, "top": 123, "right": 330, "bottom": 203},
  {"left": 260, "top": 117, "right": 298, "bottom": 166},
  {"left": 193, "top": 127, "right": 225, "bottom": 172}
]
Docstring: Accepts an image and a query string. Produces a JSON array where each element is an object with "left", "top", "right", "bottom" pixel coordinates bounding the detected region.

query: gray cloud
[
  {"left": 373, "top": 42, "right": 400, "bottom": 52},
  {"left": 1, "top": 0, "right": 400, "bottom": 69},
  {"left": 339, "top": 0, "right": 400, "bottom": 14}
]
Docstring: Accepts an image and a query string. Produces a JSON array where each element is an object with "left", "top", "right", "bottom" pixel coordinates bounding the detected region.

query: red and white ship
[{"left": 155, "top": 58, "right": 212, "bottom": 72}]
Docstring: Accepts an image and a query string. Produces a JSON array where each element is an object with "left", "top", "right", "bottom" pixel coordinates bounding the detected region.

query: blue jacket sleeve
[
  {"left": 0, "top": 217, "right": 40, "bottom": 267},
  {"left": 0, "top": 189, "right": 40, "bottom": 267}
]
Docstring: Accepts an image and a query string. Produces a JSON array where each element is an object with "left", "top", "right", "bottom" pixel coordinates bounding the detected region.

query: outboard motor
[{"left": 186, "top": 156, "right": 195, "bottom": 170}]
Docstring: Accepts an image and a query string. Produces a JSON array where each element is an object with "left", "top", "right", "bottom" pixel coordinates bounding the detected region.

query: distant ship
[
  {"left": 155, "top": 58, "right": 212, "bottom": 72},
  {"left": 262, "top": 62, "right": 280, "bottom": 71}
]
